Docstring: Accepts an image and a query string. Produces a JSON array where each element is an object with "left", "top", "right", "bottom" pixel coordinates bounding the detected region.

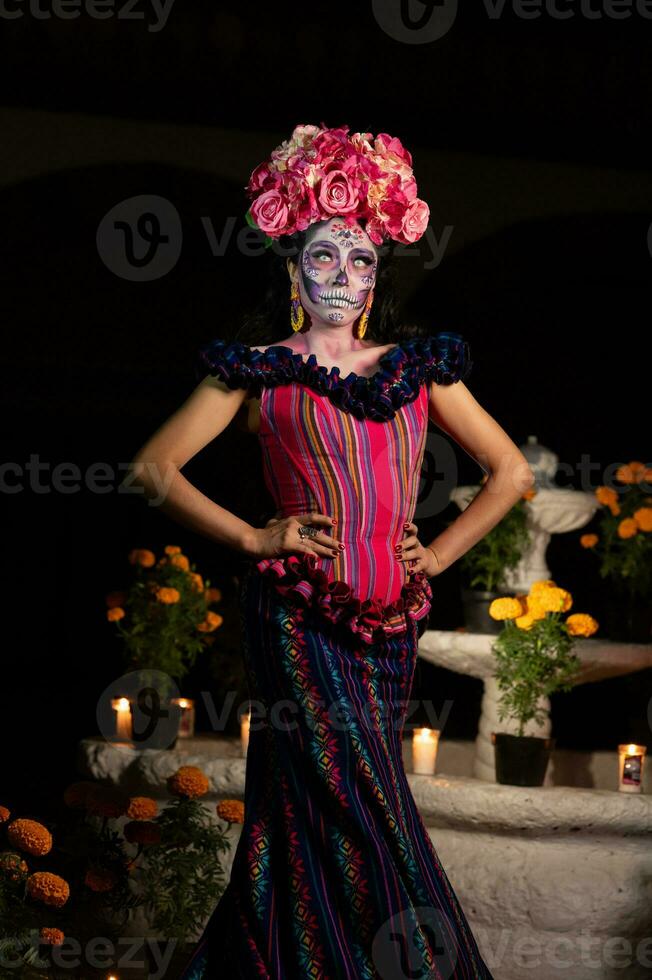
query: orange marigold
[
  {"left": 489, "top": 597, "right": 524, "bottom": 621},
  {"left": 164, "top": 545, "right": 182, "bottom": 555},
  {"left": 515, "top": 613, "right": 535, "bottom": 631},
  {"left": 529, "top": 579, "right": 557, "bottom": 594},
  {"left": 26, "top": 872, "right": 70, "bottom": 908},
  {"left": 169, "top": 553, "right": 190, "bottom": 571},
  {"left": 595, "top": 486, "right": 618, "bottom": 508},
  {"left": 156, "top": 586, "right": 180, "bottom": 604},
  {"left": 7, "top": 819, "right": 52, "bottom": 857},
  {"left": 615, "top": 461, "right": 646, "bottom": 484},
  {"left": 216, "top": 799, "right": 245, "bottom": 824},
  {"left": 0, "top": 805, "right": 10, "bottom": 823},
  {"left": 105, "top": 591, "right": 127, "bottom": 608},
  {"left": 107, "top": 606, "right": 125, "bottom": 622},
  {"left": 128, "top": 548, "right": 156, "bottom": 567},
  {"left": 123, "top": 821, "right": 161, "bottom": 846},
  {"left": 535, "top": 587, "right": 573, "bottom": 613},
  {"left": 205, "top": 587, "right": 222, "bottom": 603},
  {"left": 522, "top": 488, "right": 537, "bottom": 501},
  {"left": 197, "top": 611, "right": 223, "bottom": 633},
  {"left": 84, "top": 867, "right": 118, "bottom": 893},
  {"left": 190, "top": 572, "right": 204, "bottom": 591},
  {"left": 0, "top": 851, "right": 29, "bottom": 881},
  {"left": 633, "top": 507, "right": 652, "bottom": 532},
  {"left": 167, "top": 765, "right": 210, "bottom": 799},
  {"left": 566, "top": 613, "right": 599, "bottom": 638},
  {"left": 580, "top": 534, "right": 599, "bottom": 548},
  {"left": 63, "top": 782, "right": 97, "bottom": 809},
  {"left": 85, "top": 785, "right": 130, "bottom": 819},
  {"left": 126, "top": 796, "right": 158, "bottom": 821},
  {"left": 617, "top": 518, "right": 638, "bottom": 540},
  {"left": 39, "top": 928, "right": 65, "bottom": 946}
]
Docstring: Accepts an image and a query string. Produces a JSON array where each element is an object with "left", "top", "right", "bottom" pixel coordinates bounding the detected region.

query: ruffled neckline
[
  {"left": 253, "top": 552, "right": 433, "bottom": 646},
  {"left": 195, "top": 332, "right": 471, "bottom": 422}
]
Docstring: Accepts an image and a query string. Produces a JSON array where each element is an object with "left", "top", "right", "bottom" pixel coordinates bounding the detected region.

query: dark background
[{"left": 1, "top": 2, "right": 650, "bottom": 808}]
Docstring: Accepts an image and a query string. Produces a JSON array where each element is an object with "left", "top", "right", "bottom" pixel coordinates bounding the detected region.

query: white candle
[
  {"left": 172, "top": 698, "right": 195, "bottom": 738},
  {"left": 111, "top": 698, "right": 132, "bottom": 741},
  {"left": 618, "top": 743, "right": 647, "bottom": 794},
  {"left": 240, "top": 707, "right": 251, "bottom": 757},
  {"left": 412, "top": 728, "right": 440, "bottom": 775}
]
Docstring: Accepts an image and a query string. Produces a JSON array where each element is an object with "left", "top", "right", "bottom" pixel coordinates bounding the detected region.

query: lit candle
[
  {"left": 240, "top": 706, "right": 251, "bottom": 757},
  {"left": 171, "top": 698, "right": 195, "bottom": 738},
  {"left": 111, "top": 698, "right": 132, "bottom": 741},
  {"left": 618, "top": 743, "right": 647, "bottom": 794},
  {"left": 412, "top": 728, "right": 440, "bottom": 776}
]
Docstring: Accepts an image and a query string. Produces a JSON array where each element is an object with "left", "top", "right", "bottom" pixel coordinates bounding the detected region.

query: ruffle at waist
[{"left": 253, "top": 552, "right": 433, "bottom": 645}]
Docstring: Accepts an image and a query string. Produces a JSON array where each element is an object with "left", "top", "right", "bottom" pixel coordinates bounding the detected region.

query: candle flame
[
  {"left": 414, "top": 728, "right": 439, "bottom": 743},
  {"left": 114, "top": 698, "right": 129, "bottom": 713}
]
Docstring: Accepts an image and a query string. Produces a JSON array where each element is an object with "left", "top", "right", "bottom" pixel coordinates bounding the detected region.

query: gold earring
[
  {"left": 290, "top": 280, "right": 305, "bottom": 332},
  {"left": 357, "top": 289, "right": 374, "bottom": 340}
]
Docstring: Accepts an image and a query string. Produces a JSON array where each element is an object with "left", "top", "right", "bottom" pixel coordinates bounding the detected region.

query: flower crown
[{"left": 244, "top": 123, "right": 430, "bottom": 247}]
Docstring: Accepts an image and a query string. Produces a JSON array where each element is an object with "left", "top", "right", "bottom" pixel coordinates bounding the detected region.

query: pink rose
[
  {"left": 318, "top": 170, "right": 359, "bottom": 215},
  {"left": 364, "top": 217, "right": 386, "bottom": 246},
  {"left": 250, "top": 189, "right": 289, "bottom": 236},
  {"left": 399, "top": 198, "right": 430, "bottom": 243},
  {"left": 374, "top": 133, "right": 413, "bottom": 169}
]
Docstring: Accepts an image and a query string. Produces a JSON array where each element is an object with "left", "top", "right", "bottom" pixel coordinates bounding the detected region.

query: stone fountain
[{"left": 426, "top": 436, "right": 652, "bottom": 781}]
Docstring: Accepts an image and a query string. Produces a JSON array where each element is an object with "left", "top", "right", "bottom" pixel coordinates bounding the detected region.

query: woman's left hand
[{"left": 396, "top": 522, "right": 442, "bottom": 578}]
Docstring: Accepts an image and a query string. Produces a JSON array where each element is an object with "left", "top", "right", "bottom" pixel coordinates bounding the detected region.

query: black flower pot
[
  {"left": 492, "top": 732, "right": 555, "bottom": 786},
  {"left": 461, "top": 588, "right": 503, "bottom": 634}
]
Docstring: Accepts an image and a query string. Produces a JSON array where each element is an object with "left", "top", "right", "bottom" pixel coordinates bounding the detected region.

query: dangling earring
[
  {"left": 357, "top": 289, "right": 374, "bottom": 340},
  {"left": 290, "top": 280, "right": 305, "bottom": 333}
]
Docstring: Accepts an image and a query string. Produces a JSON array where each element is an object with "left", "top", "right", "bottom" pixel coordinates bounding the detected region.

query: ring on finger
[{"left": 298, "top": 524, "right": 319, "bottom": 540}]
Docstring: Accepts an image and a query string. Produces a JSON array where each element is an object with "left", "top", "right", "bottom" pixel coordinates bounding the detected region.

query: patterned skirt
[{"left": 179, "top": 564, "right": 494, "bottom": 980}]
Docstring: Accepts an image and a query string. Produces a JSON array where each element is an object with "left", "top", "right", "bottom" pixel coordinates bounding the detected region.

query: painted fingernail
[
  {"left": 338, "top": 543, "right": 345, "bottom": 550},
  {"left": 332, "top": 518, "right": 337, "bottom": 524},
  {"left": 403, "top": 522, "right": 410, "bottom": 529},
  {"left": 332, "top": 550, "right": 338, "bottom": 557}
]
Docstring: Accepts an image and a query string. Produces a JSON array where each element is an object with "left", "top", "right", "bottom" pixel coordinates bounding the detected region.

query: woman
[{"left": 132, "top": 124, "right": 533, "bottom": 979}]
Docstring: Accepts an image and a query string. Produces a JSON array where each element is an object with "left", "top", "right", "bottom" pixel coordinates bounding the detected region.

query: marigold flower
[
  {"left": 26, "top": 872, "right": 70, "bottom": 908},
  {"left": 107, "top": 606, "right": 125, "bottom": 622},
  {"left": 197, "top": 611, "right": 223, "bottom": 632},
  {"left": 566, "top": 613, "right": 599, "bottom": 638},
  {"left": 39, "top": 928, "right": 65, "bottom": 946},
  {"left": 167, "top": 765, "right": 210, "bottom": 799},
  {"left": 580, "top": 534, "right": 599, "bottom": 548},
  {"left": 85, "top": 785, "right": 130, "bottom": 819},
  {"left": 515, "top": 613, "right": 535, "bottom": 631},
  {"left": 0, "top": 851, "right": 29, "bottom": 880},
  {"left": 633, "top": 507, "right": 652, "bottom": 532},
  {"left": 169, "top": 553, "right": 190, "bottom": 572},
  {"left": 164, "top": 545, "right": 182, "bottom": 555},
  {"left": 216, "top": 799, "right": 245, "bottom": 824},
  {"left": 105, "top": 591, "right": 127, "bottom": 608},
  {"left": 128, "top": 548, "right": 156, "bottom": 567},
  {"left": 535, "top": 587, "right": 573, "bottom": 614},
  {"left": 205, "top": 587, "right": 222, "bottom": 603},
  {"left": 522, "top": 595, "right": 549, "bottom": 620},
  {"left": 521, "top": 488, "right": 537, "bottom": 501},
  {"left": 617, "top": 518, "right": 638, "bottom": 540},
  {"left": 489, "top": 597, "right": 523, "bottom": 621},
  {"left": 126, "top": 796, "right": 158, "bottom": 821},
  {"left": 63, "top": 782, "right": 96, "bottom": 809},
  {"left": 84, "top": 867, "right": 118, "bottom": 892},
  {"left": 529, "top": 579, "right": 557, "bottom": 594},
  {"left": 156, "top": 586, "right": 181, "bottom": 604},
  {"left": 595, "top": 486, "right": 618, "bottom": 508},
  {"left": 0, "top": 806, "right": 10, "bottom": 823},
  {"left": 190, "top": 572, "right": 204, "bottom": 591},
  {"left": 609, "top": 502, "right": 621, "bottom": 517},
  {"left": 615, "top": 461, "right": 646, "bottom": 484},
  {"left": 7, "top": 819, "right": 52, "bottom": 857},
  {"left": 123, "top": 821, "right": 161, "bottom": 845}
]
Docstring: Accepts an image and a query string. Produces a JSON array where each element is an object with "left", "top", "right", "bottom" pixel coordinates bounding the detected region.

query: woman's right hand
[{"left": 248, "top": 512, "right": 343, "bottom": 562}]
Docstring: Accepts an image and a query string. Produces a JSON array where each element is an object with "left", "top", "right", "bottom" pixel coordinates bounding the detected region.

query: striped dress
[{"left": 179, "top": 334, "right": 494, "bottom": 980}]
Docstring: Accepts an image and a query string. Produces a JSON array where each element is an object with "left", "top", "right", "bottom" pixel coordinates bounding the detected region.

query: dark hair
[{"left": 231, "top": 220, "right": 424, "bottom": 347}]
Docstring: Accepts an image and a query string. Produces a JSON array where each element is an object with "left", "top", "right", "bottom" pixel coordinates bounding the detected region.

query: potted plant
[
  {"left": 579, "top": 461, "right": 652, "bottom": 642},
  {"left": 106, "top": 546, "right": 224, "bottom": 748},
  {"left": 458, "top": 481, "right": 534, "bottom": 633},
  {"left": 488, "top": 580, "right": 599, "bottom": 786}
]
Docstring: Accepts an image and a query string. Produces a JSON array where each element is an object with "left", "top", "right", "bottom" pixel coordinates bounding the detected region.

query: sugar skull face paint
[{"left": 297, "top": 217, "right": 378, "bottom": 328}]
